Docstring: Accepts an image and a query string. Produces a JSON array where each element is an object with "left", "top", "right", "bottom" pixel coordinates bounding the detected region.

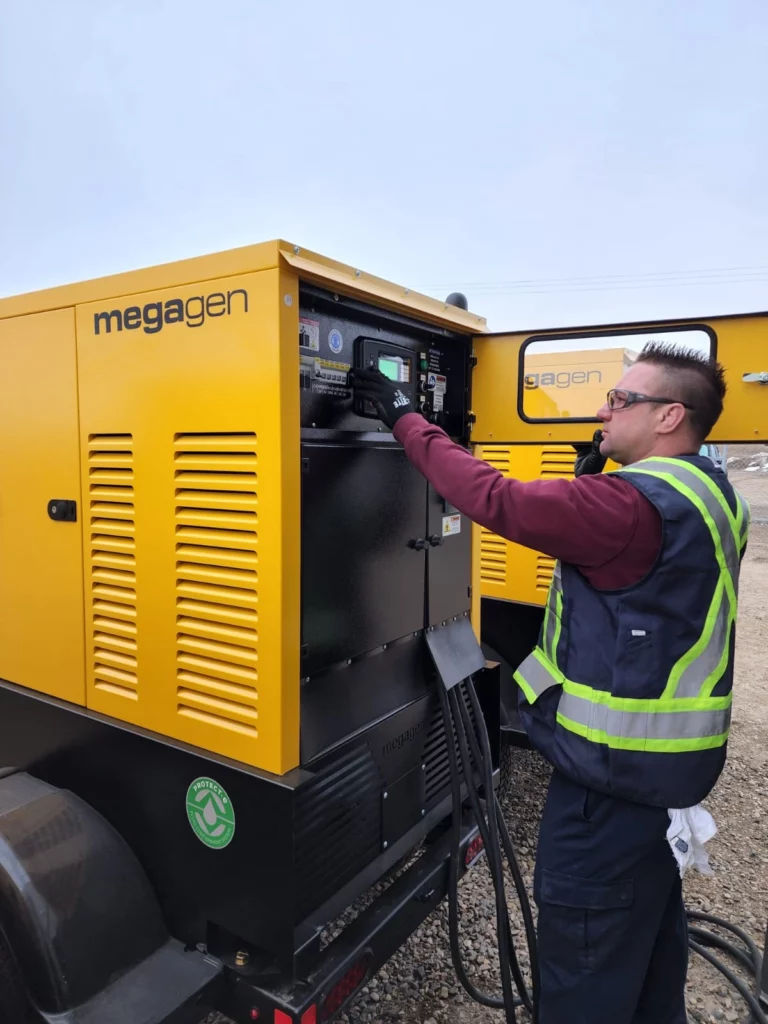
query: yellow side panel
[
  {"left": 473, "top": 444, "right": 619, "bottom": 607},
  {"left": 0, "top": 309, "right": 86, "bottom": 702},
  {"left": 708, "top": 315, "right": 768, "bottom": 442},
  {"left": 473, "top": 315, "right": 768, "bottom": 444},
  {"left": 473, "top": 445, "right": 575, "bottom": 607},
  {"left": 472, "top": 332, "right": 607, "bottom": 444},
  {"left": 75, "top": 269, "right": 300, "bottom": 775}
]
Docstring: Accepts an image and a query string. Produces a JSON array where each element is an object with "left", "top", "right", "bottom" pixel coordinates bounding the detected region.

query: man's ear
[{"left": 656, "top": 402, "right": 687, "bottom": 436}]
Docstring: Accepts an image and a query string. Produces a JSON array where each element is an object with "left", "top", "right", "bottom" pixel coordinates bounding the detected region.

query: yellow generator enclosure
[{"left": 0, "top": 242, "right": 486, "bottom": 776}]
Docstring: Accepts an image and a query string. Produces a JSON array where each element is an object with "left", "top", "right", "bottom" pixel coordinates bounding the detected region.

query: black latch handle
[{"left": 48, "top": 500, "right": 77, "bottom": 522}]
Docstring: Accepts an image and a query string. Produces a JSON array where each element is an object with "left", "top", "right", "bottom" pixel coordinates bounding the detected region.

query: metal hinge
[
  {"left": 301, "top": 458, "right": 310, "bottom": 473},
  {"left": 469, "top": 352, "right": 478, "bottom": 368}
]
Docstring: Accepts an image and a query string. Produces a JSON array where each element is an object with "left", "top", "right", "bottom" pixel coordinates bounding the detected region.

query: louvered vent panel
[
  {"left": 536, "top": 554, "right": 557, "bottom": 592},
  {"left": 541, "top": 447, "right": 576, "bottom": 478},
  {"left": 536, "top": 447, "right": 575, "bottom": 591},
  {"left": 89, "top": 435, "right": 138, "bottom": 700},
  {"left": 477, "top": 446, "right": 513, "bottom": 586},
  {"left": 174, "top": 433, "right": 259, "bottom": 738},
  {"left": 423, "top": 684, "right": 479, "bottom": 805},
  {"left": 294, "top": 746, "right": 381, "bottom": 918}
]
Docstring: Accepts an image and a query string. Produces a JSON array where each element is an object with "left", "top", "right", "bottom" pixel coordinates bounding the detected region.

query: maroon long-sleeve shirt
[{"left": 393, "top": 414, "right": 662, "bottom": 589}]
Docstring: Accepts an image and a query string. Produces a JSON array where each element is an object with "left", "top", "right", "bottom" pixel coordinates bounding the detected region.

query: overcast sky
[{"left": 1, "top": 1, "right": 767, "bottom": 331}]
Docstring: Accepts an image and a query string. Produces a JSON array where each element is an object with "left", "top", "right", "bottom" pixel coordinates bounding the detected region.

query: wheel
[{"left": 0, "top": 930, "right": 34, "bottom": 1022}]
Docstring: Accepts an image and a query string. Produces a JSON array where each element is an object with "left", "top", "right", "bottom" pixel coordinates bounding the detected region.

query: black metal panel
[
  {"left": 221, "top": 816, "right": 482, "bottom": 1024},
  {"left": 298, "top": 286, "right": 470, "bottom": 442},
  {"left": 0, "top": 677, "right": 489, "bottom": 980},
  {"left": 426, "top": 485, "right": 472, "bottom": 626},
  {"left": 382, "top": 764, "right": 426, "bottom": 848},
  {"left": 425, "top": 616, "right": 486, "bottom": 691},
  {"left": 300, "top": 637, "right": 428, "bottom": 763},
  {"left": 294, "top": 745, "right": 382, "bottom": 920},
  {"left": 301, "top": 444, "right": 427, "bottom": 674}
]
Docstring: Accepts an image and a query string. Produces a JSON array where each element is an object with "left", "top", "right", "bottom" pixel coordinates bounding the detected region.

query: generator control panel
[{"left": 299, "top": 284, "right": 471, "bottom": 442}]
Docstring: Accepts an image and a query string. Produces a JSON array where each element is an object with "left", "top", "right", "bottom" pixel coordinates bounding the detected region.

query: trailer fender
[{"left": 0, "top": 770, "right": 171, "bottom": 1014}]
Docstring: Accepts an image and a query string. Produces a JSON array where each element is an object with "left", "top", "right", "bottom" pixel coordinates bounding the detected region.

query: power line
[{"left": 423, "top": 264, "right": 768, "bottom": 296}]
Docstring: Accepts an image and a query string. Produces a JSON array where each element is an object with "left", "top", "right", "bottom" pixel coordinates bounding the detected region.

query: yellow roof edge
[
  {"left": 278, "top": 244, "right": 487, "bottom": 333},
  {"left": 0, "top": 240, "right": 283, "bottom": 319},
  {"left": 0, "top": 238, "right": 489, "bottom": 333}
]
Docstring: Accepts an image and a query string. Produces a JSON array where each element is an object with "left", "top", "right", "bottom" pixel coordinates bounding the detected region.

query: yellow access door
[
  {"left": 0, "top": 309, "right": 86, "bottom": 702},
  {"left": 471, "top": 312, "right": 768, "bottom": 607},
  {"left": 472, "top": 313, "right": 768, "bottom": 445}
]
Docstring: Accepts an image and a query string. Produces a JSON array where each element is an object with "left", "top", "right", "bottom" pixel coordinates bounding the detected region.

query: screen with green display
[{"left": 378, "top": 355, "right": 404, "bottom": 382}]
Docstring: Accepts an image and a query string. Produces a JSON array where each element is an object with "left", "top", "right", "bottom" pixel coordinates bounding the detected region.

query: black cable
[
  {"left": 449, "top": 684, "right": 519, "bottom": 1022},
  {"left": 685, "top": 911, "right": 767, "bottom": 1024},
  {"left": 452, "top": 685, "right": 530, "bottom": 1016},
  {"left": 463, "top": 676, "right": 540, "bottom": 1016},
  {"left": 688, "top": 926, "right": 756, "bottom": 975},
  {"left": 438, "top": 679, "right": 521, "bottom": 1011},
  {"left": 688, "top": 939, "right": 767, "bottom": 1024},
  {"left": 687, "top": 912, "right": 763, "bottom": 966}
]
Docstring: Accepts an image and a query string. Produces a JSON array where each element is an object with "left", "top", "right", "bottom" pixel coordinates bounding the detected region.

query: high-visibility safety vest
[{"left": 514, "top": 455, "right": 750, "bottom": 808}]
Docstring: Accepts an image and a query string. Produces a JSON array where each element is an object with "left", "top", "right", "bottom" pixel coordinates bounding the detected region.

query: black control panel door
[
  {"left": 301, "top": 444, "right": 428, "bottom": 676},
  {"left": 426, "top": 485, "right": 472, "bottom": 627}
]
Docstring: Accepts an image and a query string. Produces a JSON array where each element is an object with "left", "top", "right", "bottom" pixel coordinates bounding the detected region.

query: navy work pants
[{"left": 533, "top": 771, "right": 688, "bottom": 1024}]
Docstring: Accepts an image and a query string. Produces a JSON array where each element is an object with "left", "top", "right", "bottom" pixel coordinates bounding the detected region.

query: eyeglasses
[{"left": 606, "top": 388, "right": 696, "bottom": 411}]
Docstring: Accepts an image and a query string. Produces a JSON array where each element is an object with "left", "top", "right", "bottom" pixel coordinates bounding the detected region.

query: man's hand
[
  {"left": 573, "top": 429, "right": 607, "bottom": 477},
  {"left": 349, "top": 367, "right": 415, "bottom": 430}
]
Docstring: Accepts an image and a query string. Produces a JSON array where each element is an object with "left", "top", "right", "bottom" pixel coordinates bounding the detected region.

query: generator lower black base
[
  {"left": 0, "top": 666, "right": 498, "bottom": 980},
  {"left": 219, "top": 813, "right": 482, "bottom": 1024}
]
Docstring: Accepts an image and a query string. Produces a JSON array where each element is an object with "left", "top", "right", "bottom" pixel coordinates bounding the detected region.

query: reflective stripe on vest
[
  {"left": 622, "top": 458, "right": 742, "bottom": 700},
  {"left": 514, "top": 647, "right": 733, "bottom": 752},
  {"left": 737, "top": 491, "right": 751, "bottom": 553},
  {"left": 514, "top": 457, "right": 747, "bottom": 754},
  {"left": 542, "top": 564, "right": 564, "bottom": 666}
]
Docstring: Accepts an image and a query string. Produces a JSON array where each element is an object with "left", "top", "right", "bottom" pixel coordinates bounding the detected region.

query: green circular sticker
[{"left": 186, "top": 777, "right": 236, "bottom": 849}]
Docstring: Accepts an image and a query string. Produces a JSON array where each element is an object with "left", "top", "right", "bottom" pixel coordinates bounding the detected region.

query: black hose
[
  {"left": 688, "top": 926, "right": 756, "bottom": 975},
  {"left": 685, "top": 911, "right": 767, "bottom": 1024},
  {"left": 437, "top": 679, "right": 522, "bottom": 1011},
  {"left": 687, "top": 911, "right": 763, "bottom": 967},
  {"left": 454, "top": 684, "right": 532, "bottom": 1011},
  {"left": 449, "top": 684, "right": 519, "bottom": 1022},
  {"left": 688, "top": 939, "right": 767, "bottom": 1024},
  {"left": 464, "top": 676, "right": 541, "bottom": 1015}
]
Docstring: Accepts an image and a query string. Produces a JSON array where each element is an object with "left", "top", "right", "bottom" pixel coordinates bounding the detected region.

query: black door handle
[
  {"left": 48, "top": 500, "right": 77, "bottom": 522},
  {"left": 428, "top": 534, "right": 443, "bottom": 547},
  {"left": 408, "top": 538, "right": 427, "bottom": 551}
]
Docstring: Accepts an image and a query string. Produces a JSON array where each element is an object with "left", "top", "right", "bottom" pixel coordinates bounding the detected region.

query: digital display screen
[{"left": 378, "top": 354, "right": 409, "bottom": 383}]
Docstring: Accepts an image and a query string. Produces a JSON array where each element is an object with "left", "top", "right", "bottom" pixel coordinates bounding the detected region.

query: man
[{"left": 351, "top": 343, "right": 749, "bottom": 1024}]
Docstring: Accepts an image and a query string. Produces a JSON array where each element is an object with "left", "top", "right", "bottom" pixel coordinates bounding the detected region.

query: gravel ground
[{"left": 204, "top": 460, "right": 768, "bottom": 1024}]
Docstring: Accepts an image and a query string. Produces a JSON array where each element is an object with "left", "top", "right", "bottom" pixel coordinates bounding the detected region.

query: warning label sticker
[
  {"left": 299, "top": 317, "right": 320, "bottom": 352},
  {"left": 442, "top": 514, "right": 461, "bottom": 537},
  {"left": 433, "top": 374, "right": 447, "bottom": 412}
]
